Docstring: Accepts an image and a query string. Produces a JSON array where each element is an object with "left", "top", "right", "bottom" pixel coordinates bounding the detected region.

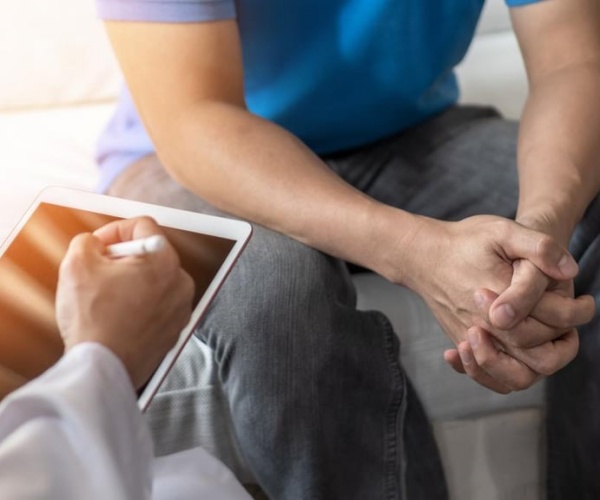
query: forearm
[
  {"left": 157, "top": 101, "right": 420, "bottom": 283},
  {"left": 516, "top": 60, "right": 600, "bottom": 244}
]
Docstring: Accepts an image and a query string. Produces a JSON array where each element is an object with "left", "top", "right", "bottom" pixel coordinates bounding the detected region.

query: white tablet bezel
[{"left": 1, "top": 186, "right": 252, "bottom": 411}]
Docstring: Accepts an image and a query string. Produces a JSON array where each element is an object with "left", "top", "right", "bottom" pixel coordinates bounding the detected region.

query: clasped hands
[{"left": 405, "top": 214, "right": 596, "bottom": 394}]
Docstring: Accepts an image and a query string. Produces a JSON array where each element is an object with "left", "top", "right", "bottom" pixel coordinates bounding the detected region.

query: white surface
[
  {"left": 0, "top": 0, "right": 120, "bottom": 111},
  {"left": 0, "top": 104, "right": 107, "bottom": 239},
  {"left": 477, "top": 0, "right": 513, "bottom": 35},
  {"left": 434, "top": 408, "right": 544, "bottom": 500},
  {"left": 457, "top": 31, "right": 528, "bottom": 119}
]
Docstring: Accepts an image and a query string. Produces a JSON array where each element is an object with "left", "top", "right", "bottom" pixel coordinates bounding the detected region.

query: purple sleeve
[{"left": 96, "top": 0, "right": 235, "bottom": 23}]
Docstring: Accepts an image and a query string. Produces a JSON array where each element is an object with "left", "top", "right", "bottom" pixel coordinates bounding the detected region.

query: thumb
[{"left": 489, "top": 259, "right": 550, "bottom": 330}]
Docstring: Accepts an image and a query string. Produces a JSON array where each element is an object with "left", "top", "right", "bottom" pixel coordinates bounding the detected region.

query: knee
[{"left": 216, "top": 227, "right": 354, "bottom": 319}]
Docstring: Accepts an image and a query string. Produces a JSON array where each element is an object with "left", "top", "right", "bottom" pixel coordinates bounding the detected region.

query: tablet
[{"left": 0, "top": 186, "right": 252, "bottom": 410}]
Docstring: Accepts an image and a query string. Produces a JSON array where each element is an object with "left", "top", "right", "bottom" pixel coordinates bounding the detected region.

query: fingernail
[
  {"left": 494, "top": 303, "right": 516, "bottom": 329},
  {"left": 459, "top": 346, "right": 473, "bottom": 365},
  {"left": 559, "top": 254, "right": 578, "bottom": 277},
  {"left": 468, "top": 330, "right": 479, "bottom": 349}
]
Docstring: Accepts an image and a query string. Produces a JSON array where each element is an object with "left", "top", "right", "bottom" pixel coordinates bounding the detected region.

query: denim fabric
[
  {"left": 108, "top": 105, "right": 594, "bottom": 499},
  {"left": 546, "top": 194, "right": 600, "bottom": 500}
]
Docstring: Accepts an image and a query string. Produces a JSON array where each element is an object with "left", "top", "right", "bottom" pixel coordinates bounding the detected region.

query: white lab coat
[{"left": 0, "top": 343, "right": 251, "bottom": 500}]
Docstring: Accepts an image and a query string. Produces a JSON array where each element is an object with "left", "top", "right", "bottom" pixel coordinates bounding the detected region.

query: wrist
[
  {"left": 515, "top": 205, "right": 576, "bottom": 248},
  {"left": 370, "top": 205, "right": 438, "bottom": 287},
  {"left": 517, "top": 150, "right": 587, "bottom": 247}
]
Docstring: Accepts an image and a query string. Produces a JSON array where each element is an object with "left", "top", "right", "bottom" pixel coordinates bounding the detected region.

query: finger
[
  {"left": 530, "top": 293, "right": 596, "bottom": 329},
  {"left": 475, "top": 288, "right": 572, "bottom": 348},
  {"left": 478, "top": 286, "right": 594, "bottom": 348},
  {"left": 489, "top": 259, "right": 549, "bottom": 330},
  {"left": 60, "top": 233, "right": 106, "bottom": 279},
  {"left": 456, "top": 341, "right": 513, "bottom": 394},
  {"left": 95, "top": 217, "right": 180, "bottom": 271},
  {"left": 443, "top": 349, "right": 466, "bottom": 374},
  {"left": 467, "top": 327, "right": 540, "bottom": 391},
  {"left": 504, "top": 329, "right": 580, "bottom": 377},
  {"left": 66, "top": 233, "right": 106, "bottom": 261},
  {"left": 501, "top": 224, "right": 578, "bottom": 281},
  {"left": 93, "top": 216, "right": 164, "bottom": 245}
]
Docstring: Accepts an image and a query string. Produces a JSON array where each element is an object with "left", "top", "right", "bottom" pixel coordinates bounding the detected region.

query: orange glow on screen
[{"left": 0, "top": 203, "right": 234, "bottom": 400}]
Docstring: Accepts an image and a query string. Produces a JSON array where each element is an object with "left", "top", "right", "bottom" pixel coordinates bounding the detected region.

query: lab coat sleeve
[{"left": 0, "top": 343, "right": 153, "bottom": 500}]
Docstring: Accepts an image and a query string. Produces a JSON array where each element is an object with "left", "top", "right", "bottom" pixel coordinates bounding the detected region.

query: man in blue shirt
[{"left": 96, "top": 1, "right": 600, "bottom": 498}]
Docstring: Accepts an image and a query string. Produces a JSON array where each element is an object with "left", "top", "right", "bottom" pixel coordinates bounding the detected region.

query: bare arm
[
  {"left": 446, "top": 0, "right": 600, "bottom": 385},
  {"left": 483, "top": 0, "right": 600, "bottom": 326},
  {"left": 512, "top": 0, "right": 600, "bottom": 243}
]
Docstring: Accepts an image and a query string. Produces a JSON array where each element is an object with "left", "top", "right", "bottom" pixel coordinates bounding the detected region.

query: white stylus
[{"left": 106, "top": 235, "right": 167, "bottom": 258}]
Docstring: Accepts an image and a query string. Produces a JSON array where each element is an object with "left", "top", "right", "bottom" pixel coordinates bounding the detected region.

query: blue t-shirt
[{"left": 96, "top": 0, "right": 540, "bottom": 192}]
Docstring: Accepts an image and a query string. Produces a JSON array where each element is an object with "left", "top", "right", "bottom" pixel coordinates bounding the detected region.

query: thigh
[{"left": 325, "top": 105, "right": 520, "bottom": 221}]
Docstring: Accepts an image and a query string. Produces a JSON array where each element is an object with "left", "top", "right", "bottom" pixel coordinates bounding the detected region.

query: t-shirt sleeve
[
  {"left": 505, "top": 0, "right": 543, "bottom": 7},
  {"left": 96, "top": 0, "right": 236, "bottom": 23}
]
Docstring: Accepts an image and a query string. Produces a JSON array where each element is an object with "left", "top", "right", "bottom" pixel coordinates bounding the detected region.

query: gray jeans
[{"left": 108, "top": 105, "right": 600, "bottom": 499}]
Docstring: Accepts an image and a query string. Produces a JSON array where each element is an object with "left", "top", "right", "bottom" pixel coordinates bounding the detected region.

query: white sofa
[{"left": 0, "top": 1, "right": 545, "bottom": 498}]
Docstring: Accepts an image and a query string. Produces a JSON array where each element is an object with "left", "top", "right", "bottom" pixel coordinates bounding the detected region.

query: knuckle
[
  {"left": 509, "top": 373, "right": 535, "bottom": 392},
  {"left": 535, "top": 235, "right": 556, "bottom": 261},
  {"left": 572, "top": 330, "right": 581, "bottom": 354},
  {"left": 583, "top": 298, "right": 596, "bottom": 323},
  {"left": 61, "top": 243, "right": 87, "bottom": 275},
  {"left": 533, "top": 358, "right": 557, "bottom": 377},
  {"left": 505, "top": 330, "right": 527, "bottom": 348},
  {"left": 138, "top": 216, "right": 162, "bottom": 236},
  {"left": 58, "top": 256, "right": 74, "bottom": 279},
  {"left": 556, "top": 307, "right": 577, "bottom": 328},
  {"left": 493, "top": 219, "right": 510, "bottom": 239},
  {"left": 68, "top": 233, "right": 89, "bottom": 254},
  {"left": 496, "top": 385, "right": 512, "bottom": 395},
  {"left": 476, "top": 352, "right": 494, "bottom": 371},
  {"left": 563, "top": 331, "right": 580, "bottom": 362},
  {"left": 502, "top": 325, "right": 533, "bottom": 349},
  {"left": 137, "top": 215, "right": 158, "bottom": 227}
]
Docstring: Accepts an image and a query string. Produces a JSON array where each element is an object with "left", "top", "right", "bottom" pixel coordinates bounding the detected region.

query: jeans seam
[{"left": 375, "top": 311, "right": 407, "bottom": 500}]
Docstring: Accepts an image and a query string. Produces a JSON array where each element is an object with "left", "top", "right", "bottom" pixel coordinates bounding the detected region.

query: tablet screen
[{"left": 0, "top": 202, "right": 235, "bottom": 400}]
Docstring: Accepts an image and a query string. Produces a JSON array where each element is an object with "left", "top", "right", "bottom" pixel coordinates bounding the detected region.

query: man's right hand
[{"left": 56, "top": 217, "right": 195, "bottom": 389}]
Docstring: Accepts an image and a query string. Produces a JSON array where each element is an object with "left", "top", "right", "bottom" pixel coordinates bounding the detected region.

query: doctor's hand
[
  {"left": 56, "top": 217, "right": 195, "bottom": 389},
  {"left": 398, "top": 214, "right": 591, "bottom": 393}
]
